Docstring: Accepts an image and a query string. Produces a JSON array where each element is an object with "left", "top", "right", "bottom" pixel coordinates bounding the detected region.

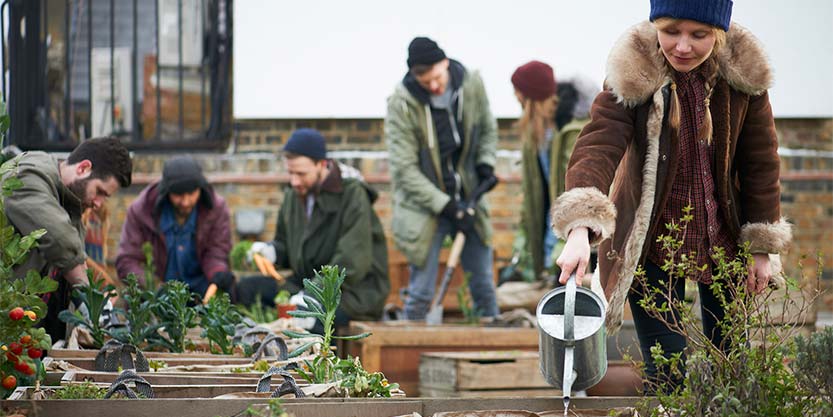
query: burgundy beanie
[{"left": 511, "top": 61, "right": 557, "bottom": 101}]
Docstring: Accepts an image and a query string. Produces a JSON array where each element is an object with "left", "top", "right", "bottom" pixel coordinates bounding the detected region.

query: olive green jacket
[
  {"left": 384, "top": 71, "right": 498, "bottom": 268},
  {"left": 2, "top": 152, "right": 86, "bottom": 279},
  {"left": 271, "top": 163, "right": 389, "bottom": 320},
  {"left": 520, "top": 118, "right": 588, "bottom": 277}
]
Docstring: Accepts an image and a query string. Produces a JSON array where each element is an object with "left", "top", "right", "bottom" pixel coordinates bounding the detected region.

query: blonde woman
[{"left": 551, "top": 0, "right": 790, "bottom": 385}]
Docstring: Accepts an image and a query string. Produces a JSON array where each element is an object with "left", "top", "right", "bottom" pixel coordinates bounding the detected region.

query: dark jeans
[{"left": 628, "top": 261, "right": 731, "bottom": 390}]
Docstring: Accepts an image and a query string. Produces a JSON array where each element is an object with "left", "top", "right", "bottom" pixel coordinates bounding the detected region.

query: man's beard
[{"left": 67, "top": 177, "right": 92, "bottom": 208}]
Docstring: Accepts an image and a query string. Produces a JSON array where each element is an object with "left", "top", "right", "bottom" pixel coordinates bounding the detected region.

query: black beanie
[
  {"left": 283, "top": 128, "right": 327, "bottom": 161},
  {"left": 160, "top": 156, "right": 208, "bottom": 194},
  {"left": 407, "top": 37, "right": 446, "bottom": 69}
]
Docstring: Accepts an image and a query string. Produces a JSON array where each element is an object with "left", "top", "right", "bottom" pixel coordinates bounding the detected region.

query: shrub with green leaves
[
  {"left": 108, "top": 274, "right": 162, "bottom": 347},
  {"left": 633, "top": 206, "right": 824, "bottom": 416},
  {"left": 150, "top": 280, "right": 199, "bottom": 353},
  {"left": 791, "top": 326, "right": 833, "bottom": 414},
  {"left": 197, "top": 292, "right": 243, "bottom": 354},
  {"left": 281, "top": 265, "right": 399, "bottom": 397},
  {"left": 58, "top": 272, "right": 117, "bottom": 349},
  {"left": 0, "top": 123, "right": 57, "bottom": 398}
]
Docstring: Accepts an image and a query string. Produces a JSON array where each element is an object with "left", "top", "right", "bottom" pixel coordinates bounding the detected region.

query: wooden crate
[
  {"left": 346, "top": 321, "right": 539, "bottom": 396},
  {"left": 419, "top": 351, "right": 555, "bottom": 397}
]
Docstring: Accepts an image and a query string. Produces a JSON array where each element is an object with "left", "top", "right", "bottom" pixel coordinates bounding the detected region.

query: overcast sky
[{"left": 235, "top": 0, "right": 833, "bottom": 119}]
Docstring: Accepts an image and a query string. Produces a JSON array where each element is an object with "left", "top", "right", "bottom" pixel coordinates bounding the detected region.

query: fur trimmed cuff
[
  {"left": 550, "top": 187, "right": 617, "bottom": 246},
  {"left": 739, "top": 217, "right": 792, "bottom": 254}
]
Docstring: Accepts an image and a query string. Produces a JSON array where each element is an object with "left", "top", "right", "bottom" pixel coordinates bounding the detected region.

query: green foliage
[
  {"left": 108, "top": 274, "right": 161, "bottom": 347},
  {"left": 51, "top": 381, "right": 107, "bottom": 399},
  {"left": 634, "top": 206, "right": 825, "bottom": 417},
  {"left": 235, "top": 398, "right": 290, "bottom": 417},
  {"left": 147, "top": 359, "right": 167, "bottom": 372},
  {"left": 141, "top": 242, "right": 158, "bottom": 292},
  {"left": 333, "top": 356, "right": 400, "bottom": 398},
  {"left": 274, "top": 290, "right": 291, "bottom": 306},
  {"left": 791, "top": 326, "right": 833, "bottom": 413},
  {"left": 197, "top": 292, "right": 243, "bottom": 354},
  {"left": 238, "top": 296, "right": 278, "bottom": 323},
  {"left": 230, "top": 240, "right": 254, "bottom": 271},
  {"left": 150, "top": 281, "right": 199, "bottom": 353},
  {"left": 282, "top": 265, "right": 396, "bottom": 397},
  {"left": 456, "top": 272, "right": 481, "bottom": 324},
  {"left": 58, "top": 271, "right": 116, "bottom": 349},
  {"left": 0, "top": 155, "right": 57, "bottom": 399}
]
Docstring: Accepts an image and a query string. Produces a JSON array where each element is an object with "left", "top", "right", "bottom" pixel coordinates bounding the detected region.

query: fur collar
[{"left": 605, "top": 21, "right": 772, "bottom": 107}]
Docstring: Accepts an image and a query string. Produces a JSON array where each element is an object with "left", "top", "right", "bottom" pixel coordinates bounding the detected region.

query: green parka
[
  {"left": 3, "top": 152, "right": 86, "bottom": 279},
  {"left": 520, "top": 118, "right": 588, "bottom": 277},
  {"left": 271, "top": 163, "right": 389, "bottom": 321},
  {"left": 384, "top": 69, "right": 498, "bottom": 268}
]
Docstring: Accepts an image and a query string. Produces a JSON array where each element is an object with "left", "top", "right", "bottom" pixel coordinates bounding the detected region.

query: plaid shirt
[{"left": 648, "top": 69, "right": 736, "bottom": 282}]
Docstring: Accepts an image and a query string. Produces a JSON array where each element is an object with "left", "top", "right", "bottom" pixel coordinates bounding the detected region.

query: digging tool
[{"left": 425, "top": 176, "right": 498, "bottom": 325}]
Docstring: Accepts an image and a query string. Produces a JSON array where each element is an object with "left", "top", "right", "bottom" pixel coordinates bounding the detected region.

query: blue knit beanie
[
  {"left": 283, "top": 128, "right": 327, "bottom": 161},
  {"left": 649, "top": 0, "right": 733, "bottom": 31}
]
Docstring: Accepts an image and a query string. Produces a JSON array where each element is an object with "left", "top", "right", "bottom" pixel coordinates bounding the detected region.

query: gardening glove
[
  {"left": 211, "top": 271, "right": 238, "bottom": 302},
  {"left": 441, "top": 200, "right": 476, "bottom": 236},
  {"left": 246, "top": 241, "right": 277, "bottom": 264},
  {"left": 475, "top": 164, "right": 499, "bottom": 193}
]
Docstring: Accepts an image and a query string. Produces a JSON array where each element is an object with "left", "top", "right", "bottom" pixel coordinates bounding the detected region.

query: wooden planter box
[
  {"left": 346, "top": 321, "right": 539, "bottom": 396},
  {"left": 419, "top": 351, "right": 558, "bottom": 398},
  {"left": 2, "top": 395, "right": 642, "bottom": 417},
  {"left": 419, "top": 352, "right": 642, "bottom": 398}
]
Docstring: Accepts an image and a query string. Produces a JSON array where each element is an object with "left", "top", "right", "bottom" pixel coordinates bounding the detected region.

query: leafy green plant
[
  {"left": 282, "top": 265, "right": 397, "bottom": 397},
  {"left": 147, "top": 359, "right": 168, "bottom": 372},
  {"left": 239, "top": 296, "right": 278, "bottom": 323},
  {"left": 150, "top": 281, "right": 199, "bottom": 353},
  {"left": 0, "top": 155, "right": 58, "bottom": 399},
  {"left": 791, "top": 325, "right": 833, "bottom": 414},
  {"left": 51, "top": 381, "right": 107, "bottom": 399},
  {"left": 230, "top": 240, "right": 254, "bottom": 271},
  {"left": 274, "top": 290, "right": 291, "bottom": 306},
  {"left": 108, "top": 274, "right": 161, "bottom": 347},
  {"left": 233, "top": 398, "right": 290, "bottom": 417},
  {"left": 197, "top": 292, "right": 244, "bottom": 354},
  {"left": 58, "top": 271, "right": 117, "bottom": 349},
  {"left": 457, "top": 272, "right": 481, "bottom": 324},
  {"left": 633, "top": 206, "right": 824, "bottom": 417},
  {"left": 141, "top": 242, "right": 158, "bottom": 292}
]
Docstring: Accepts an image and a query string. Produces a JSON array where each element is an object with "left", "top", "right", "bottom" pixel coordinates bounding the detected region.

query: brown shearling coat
[{"left": 550, "top": 21, "right": 792, "bottom": 333}]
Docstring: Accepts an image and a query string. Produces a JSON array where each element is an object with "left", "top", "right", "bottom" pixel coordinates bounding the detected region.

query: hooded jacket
[
  {"left": 270, "top": 162, "right": 390, "bottom": 320},
  {"left": 115, "top": 178, "right": 231, "bottom": 287},
  {"left": 385, "top": 60, "right": 498, "bottom": 268},
  {"left": 551, "top": 22, "right": 791, "bottom": 333},
  {"left": 3, "top": 152, "right": 86, "bottom": 278}
]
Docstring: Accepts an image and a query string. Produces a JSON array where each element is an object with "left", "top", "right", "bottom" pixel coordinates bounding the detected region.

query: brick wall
[{"left": 105, "top": 117, "right": 832, "bottom": 308}]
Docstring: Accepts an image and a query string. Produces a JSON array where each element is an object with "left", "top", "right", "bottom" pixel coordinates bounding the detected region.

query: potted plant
[{"left": 275, "top": 290, "right": 296, "bottom": 319}]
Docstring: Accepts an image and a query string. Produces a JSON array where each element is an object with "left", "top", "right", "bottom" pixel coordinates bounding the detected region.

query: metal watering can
[{"left": 536, "top": 274, "right": 607, "bottom": 402}]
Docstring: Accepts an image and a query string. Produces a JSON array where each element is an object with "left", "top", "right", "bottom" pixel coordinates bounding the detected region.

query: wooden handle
[{"left": 447, "top": 232, "right": 466, "bottom": 269}]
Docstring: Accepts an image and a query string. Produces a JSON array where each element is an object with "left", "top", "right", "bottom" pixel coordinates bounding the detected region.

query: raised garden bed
[
  {"left": 2, "top": 395, "right": 642, "bottom": 417},
  {"left": 346, "top": 321, "right": 539, "bottom": 396}
]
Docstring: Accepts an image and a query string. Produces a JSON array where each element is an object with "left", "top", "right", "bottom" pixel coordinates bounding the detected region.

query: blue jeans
[{"left": 403, "top": 217, "right": 499, "bottom": 320}]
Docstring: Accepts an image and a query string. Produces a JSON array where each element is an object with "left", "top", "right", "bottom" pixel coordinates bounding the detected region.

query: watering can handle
[{"left": 564, "top": 273, "right": 576, "bottom": 341}]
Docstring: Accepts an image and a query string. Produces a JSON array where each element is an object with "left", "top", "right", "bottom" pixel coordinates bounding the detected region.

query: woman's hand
[
  {"left": 556, "top": 227, "right": 591, "bottom": 285},
  {"left": 747, "top": 253, "right": 772, "bottom": 294}
]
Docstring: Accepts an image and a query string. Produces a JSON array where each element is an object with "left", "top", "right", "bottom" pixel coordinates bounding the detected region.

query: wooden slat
[
  {"left": 420, "top": 351, "right": 548, "bottom": 390},
  {"left": 418, "top": 385, "right": 561, "bottom": 398}
]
